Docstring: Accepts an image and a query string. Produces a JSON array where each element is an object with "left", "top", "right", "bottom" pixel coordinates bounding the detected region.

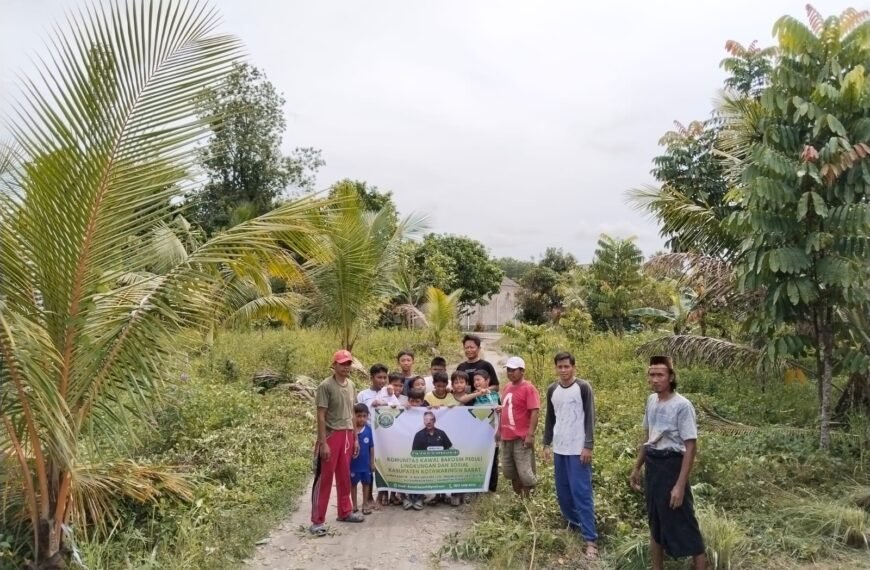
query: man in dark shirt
[
  {"left": 456, "top": 334, "right": 499, "bottom": 389},
  {"left": 412, "top": 411, "right": 453, "bottom": 451}
]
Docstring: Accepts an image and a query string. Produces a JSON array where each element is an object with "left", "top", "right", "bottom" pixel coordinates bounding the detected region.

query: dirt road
[{"left": 244, "top": 334, "right": 508, "bottom": 570}]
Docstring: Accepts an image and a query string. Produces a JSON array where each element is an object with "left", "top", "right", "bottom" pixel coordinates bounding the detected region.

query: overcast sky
[{"left": 0, "top": 0, "right": 855, "bottom": 261}]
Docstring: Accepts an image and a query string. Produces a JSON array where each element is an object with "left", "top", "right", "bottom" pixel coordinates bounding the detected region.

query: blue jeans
[{"left": 554, "top": 453, "right": 598, "bottom": 542}]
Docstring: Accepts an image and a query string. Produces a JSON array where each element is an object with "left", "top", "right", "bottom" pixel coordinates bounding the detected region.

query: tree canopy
[{"left": 191, "top": 63, "right": 324, "bottom": 235}]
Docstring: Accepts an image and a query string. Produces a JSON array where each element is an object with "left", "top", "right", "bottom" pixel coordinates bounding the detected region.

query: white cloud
[{"left": 0, "top": 0, "right": 847, "bottom": 262}]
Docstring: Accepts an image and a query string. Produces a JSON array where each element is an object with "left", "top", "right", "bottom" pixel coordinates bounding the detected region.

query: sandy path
[{"left": 244, "top": 334, "right": 509, "bottom": 570}]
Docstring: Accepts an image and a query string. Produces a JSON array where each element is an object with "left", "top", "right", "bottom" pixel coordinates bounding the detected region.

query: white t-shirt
[
  {"left": 357, "top": 387, "right": 390, "bottom": 411},
  {"left": 642, "top": 393, "right": 698, "bottom": 453}
]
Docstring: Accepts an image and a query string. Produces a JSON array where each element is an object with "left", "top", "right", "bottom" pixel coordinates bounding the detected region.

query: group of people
[{"left": 309, "top": 333, "right": 706, "bottom": 569}]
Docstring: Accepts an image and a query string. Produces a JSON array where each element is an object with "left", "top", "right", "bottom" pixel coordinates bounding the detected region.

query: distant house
[{"left": 463, "top": 277, "right": 520, "bottom": 331}]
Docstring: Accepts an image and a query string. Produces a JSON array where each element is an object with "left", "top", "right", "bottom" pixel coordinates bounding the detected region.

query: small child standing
[
  {"left": 350, "top": 403, "right": 375, "bottom": 515},
  {"left": 473, "top": 371, "right": 501, "bottom": 496}
]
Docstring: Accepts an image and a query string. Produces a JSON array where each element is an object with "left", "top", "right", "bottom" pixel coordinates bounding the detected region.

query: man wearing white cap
[
  {"left": 500, "top": 356, "right": 540, "bottom": 497},
  {"left": 310, "top": 349, "right": 364, "bottom": 536}
]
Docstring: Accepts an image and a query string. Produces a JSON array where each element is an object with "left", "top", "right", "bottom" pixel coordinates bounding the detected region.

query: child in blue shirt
[
  {"left": 473, "top": 371, "right": 501, "bottom": 498},
  {"left": 350, "top": 403, "right": 375, "bottom": 515}
]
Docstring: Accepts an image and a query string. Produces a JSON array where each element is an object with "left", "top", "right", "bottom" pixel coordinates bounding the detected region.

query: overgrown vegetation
[
  {"left": 446, "top": 334, "right": 870, "bottom": 569},
  {"left": 0, "top": 330, "right": 434, "bottom": 569}
]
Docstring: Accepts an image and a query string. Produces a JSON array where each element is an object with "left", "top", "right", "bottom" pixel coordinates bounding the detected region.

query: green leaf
[
  {"left": 786, "top": 281, "right": 800, "bottom": 305},
  {"left": 797, "top": 192, "right": 810, "bottom": 220},
  {"left": 809, "top": 191, "right": 828, "bottom": 217},
  {"left": 827, "top": 114, "right": 847, "bottom": 136}
]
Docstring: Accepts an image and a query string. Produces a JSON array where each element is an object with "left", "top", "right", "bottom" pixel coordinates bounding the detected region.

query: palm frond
[
  {"left": 308, "top": 188, "right": 427, "bottom": 348},
  {"left": 423, "top": 287, "right": 462, "bottom": 346},
  {"left": 222, "top": 292, "right": 303, "bottom": 328},
  {"left": 636, "top": 334, "right": 802, "bottom": 376},
  {"left": 626, "top": 185, "right": 734, "bottom": 256},
  {"left": 700, "top": 404, "right": 818, "bottom": 437},
  {"left": 69, "top": 460, "right": 193, "bottom": 535}
]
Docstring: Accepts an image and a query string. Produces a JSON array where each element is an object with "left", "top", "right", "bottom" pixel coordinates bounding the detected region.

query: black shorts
[{"left": 645, "top": 451, "right": 705, "bottom": 558}]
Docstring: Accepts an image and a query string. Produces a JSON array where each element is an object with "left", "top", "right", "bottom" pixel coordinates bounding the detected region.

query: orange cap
[{"left": 332, "top": 349, "right": 353, "bottom": 364}]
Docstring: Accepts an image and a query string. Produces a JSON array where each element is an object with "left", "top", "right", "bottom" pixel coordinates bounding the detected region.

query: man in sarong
[{"left": 630, "top": 356, "right": 706, "bottom": 570}]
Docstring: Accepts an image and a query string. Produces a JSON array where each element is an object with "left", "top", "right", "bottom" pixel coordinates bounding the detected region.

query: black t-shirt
[
  {"left": 412, "top": 427, "right": 453, "bottom": 451},
  {"left": 456, "top": 359, "right": 499, "bottom": 388}
]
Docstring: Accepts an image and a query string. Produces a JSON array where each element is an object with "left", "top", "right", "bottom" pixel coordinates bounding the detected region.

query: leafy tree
[
  {"left": 411, "top": 234, "right": 503, "bottom": 308},
  {"left": 516, "top": 247, "right": 577, "bottom": 324},
  {"left": 586, "top": 235, "right": 645, "bottom": 336},
  {"left": 731, "top": 5, "right": 870, "bottom": 449},
  {"left": 192, "top": 63, "right": 324, "bottom": 235},
  {"left": 308, "top": 186, "right": 424, "bottom": 349},
  {"left": 539, "top": 247, "right": 577, "bottom": 273},
  {"left": 517, "top": 266, "right": 562, "bottom": 324},
  {"left": 329, "top": 179, "right": 396, "bottom": 213},
  {"left": 495, "top": 256, "right": 537, "bottom": 281},
  {"left": 629, "top": 40, "right": 774, "bottom": 256},
  {"left": 0, "top": 2, "right": 328, "bottom": 566}
]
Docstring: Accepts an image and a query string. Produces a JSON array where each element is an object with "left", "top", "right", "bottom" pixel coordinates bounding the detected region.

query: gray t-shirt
[{"left": 642, "top": 393, "right": 698, "bottom": 453}]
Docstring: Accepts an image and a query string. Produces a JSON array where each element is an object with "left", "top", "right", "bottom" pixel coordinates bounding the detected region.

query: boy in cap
[
  {"left": 310, "top": 349, "right": 364, "bottom": 536},
  {"left": 630, "top": 356, "right": 706, "bottom": 570},
  {"left": 500, "top": 356, "right": 540, "bottom": 497}
]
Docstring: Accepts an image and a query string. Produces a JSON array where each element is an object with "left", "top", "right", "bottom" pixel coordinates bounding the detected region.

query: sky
[{"left": 0, "top": 0, "right": 856, "bottom": 262}]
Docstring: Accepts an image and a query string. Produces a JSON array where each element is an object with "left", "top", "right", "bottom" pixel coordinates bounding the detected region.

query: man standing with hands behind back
[
  {"left": 630, "top": 355, "right": 706, "bottom": 570},
  {"left": 309, "top": 350, "right": 364, "bottom": 536},
  {"left": 500, "top": 356, "right": 540, "bottom": 497}
]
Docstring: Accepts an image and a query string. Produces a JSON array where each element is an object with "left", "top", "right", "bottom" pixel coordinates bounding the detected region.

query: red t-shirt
[{"left": 500, "top": 380, "right": 541, "bottom": 441}]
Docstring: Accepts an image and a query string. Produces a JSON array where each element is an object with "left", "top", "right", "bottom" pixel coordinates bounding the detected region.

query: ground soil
[{"left": 244, "top": 334, "right": 508, "bottom": 570}]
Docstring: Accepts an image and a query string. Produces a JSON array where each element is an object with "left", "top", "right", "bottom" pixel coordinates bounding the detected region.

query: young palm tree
[
  {"left": 307, "top": 184, "right": 425, "bottom": 350},
  {"left": 0, "top": 1, "right": 325, "bottom": 567}
]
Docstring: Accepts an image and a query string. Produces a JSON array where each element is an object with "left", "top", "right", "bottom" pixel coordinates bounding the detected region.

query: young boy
[
  {"left": 405, "top": 389, "right": 428, "bottom": 510},
  {"left": 425, "top": 371, "right": 458, "bottom": 407},
  {"left": 472, "top": 370, "right": 501, "bottom": 406},
  {"left": 450, "top": 370, "right": 477, "bottom": 405},
  {"left": 357, "top": 364, "right": 390, "bottom": 412},
  {"left": 424, "top": 356, "right": 448, "bottom": 392},
  {"left": 398, "top": 350, "right": 416, "bottom": 395},
  {"left": 350, "top": 403, "right": 375, "bottom": 515},
  {"left": 385, "top": 372, "right": 409, "bottom": 407},
  {"left": 411, "top": 375, "right": 427, "bottom": 394}
]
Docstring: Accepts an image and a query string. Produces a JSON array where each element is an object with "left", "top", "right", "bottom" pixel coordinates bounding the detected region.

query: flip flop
[
  {"left": 584, "top": 543, "right": 599, "bottom": 560},
  {"left": 362, "top": 506, "right": 372, "bottom": 515}
]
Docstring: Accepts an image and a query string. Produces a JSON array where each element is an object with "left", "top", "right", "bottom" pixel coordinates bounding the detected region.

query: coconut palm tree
[
  {"left": 0, "top": 1, "right": 326, "bottom": 566},
  {"left": 307, "top": 184, "right": 425, "bottom": 350}
]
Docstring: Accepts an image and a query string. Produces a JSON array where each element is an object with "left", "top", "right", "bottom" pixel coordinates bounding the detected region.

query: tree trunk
[
  {"left": 834, "top": 371, "right": 870, "bottom": 419},
  {"left": 819, "top": 317, "right": 835, "bottom": 450}
]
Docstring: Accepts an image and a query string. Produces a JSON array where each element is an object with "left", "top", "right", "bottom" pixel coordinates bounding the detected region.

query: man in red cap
[{"left": 310, "top": 349, "right": 363, "bottom": 535}]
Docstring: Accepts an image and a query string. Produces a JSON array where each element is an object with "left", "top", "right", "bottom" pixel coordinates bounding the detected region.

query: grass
[
  {"left": 456, "top": 333, "right": 870, "bottom": 569},
  {"left": 70, "top": 328, "right": 443, "bottom": 569},
  {"left": 3, "top": 328, "right": 867, "bottom": 569}
]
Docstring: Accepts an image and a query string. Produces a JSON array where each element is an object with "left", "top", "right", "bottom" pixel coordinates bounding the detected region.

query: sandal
[
  {"left": 390, "top": 494, "right": 403, "bottom": 506},
  {"left": 362, "top": 504, "right": 373, "bottom": 515},
  {"left": 584, "top": 543, "right": 599, "bottom": 560}
]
